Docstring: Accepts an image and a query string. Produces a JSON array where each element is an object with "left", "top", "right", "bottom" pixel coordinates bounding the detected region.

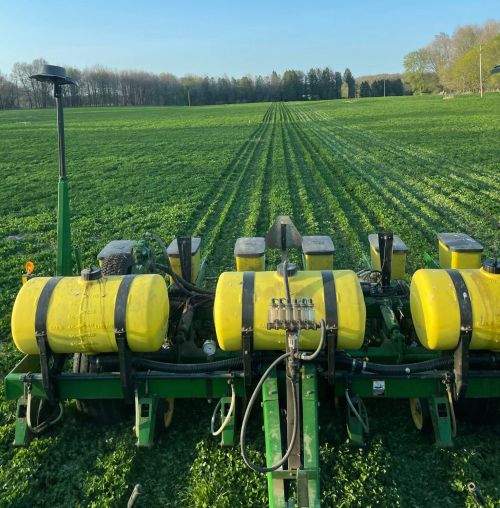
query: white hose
[
  {"left": 297, "top": 320, "right": 326, "bottom": 361},
  {"left": 211, "top": 382, "right": 236, "bottom": 437}
]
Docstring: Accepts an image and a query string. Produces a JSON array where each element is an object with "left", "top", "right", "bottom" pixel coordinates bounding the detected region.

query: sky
[{"left": 0, "top": 0, "right": 498, "bottom": 78}]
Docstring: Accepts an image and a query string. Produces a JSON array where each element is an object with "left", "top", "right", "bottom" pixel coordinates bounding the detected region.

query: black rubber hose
[
  {"left": 146, "top": 232, "right": 214, "bottom": 296},
  {"left": 283, "top": 259, "right": 292, "bottom": 302},
  {"left": 337, "top": 352, "right": 500, "bottom": 375},
  {"left": 336, "top": 356, "right": 452, "bottom": 374},
  {"left": 134, "top": 357, "right": 243, "bottom": 373}
]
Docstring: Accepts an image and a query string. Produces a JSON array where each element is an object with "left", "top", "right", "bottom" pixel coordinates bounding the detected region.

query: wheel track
[
  {"left": 191, "top": 106, "right": 273, "bottom": 238},
  {"left": 282, "top": 104, "right": 369, "bottom": 266},
  {"left": 169, "top": 110, "right": 271, "bottom": 237},
  {"left": 279, "top": 104, "right": 320, "bottom": 234},
  {"left": 306, "top": 106, "right": 496, "bottom": 218},
  {"left": 292, "top": 106, "right": 467, "bottom": 252},
  {"left": 243, "top": 104, "right": 277, "bottom": 236},
  {"left": 295, "top": 105, "right": 495, "bottom": 250},
  {"left": 268, "top": 104, "right": 294, "bottom": 221},
  {"left": 199, "top": 103, "right": 277, "bottom": 274},
  {"left": 307, "top": 107, "right": 498, "bottom": 209}
]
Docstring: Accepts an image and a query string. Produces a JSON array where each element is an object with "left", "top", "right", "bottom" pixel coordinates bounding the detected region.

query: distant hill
[{"left": 355, "top": 73, "right": 404, "bottom": 83}]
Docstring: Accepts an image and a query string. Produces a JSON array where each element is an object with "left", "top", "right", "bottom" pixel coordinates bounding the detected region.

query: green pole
[{"left": 54, "top": 84, "right": 72, "bottom": 276}]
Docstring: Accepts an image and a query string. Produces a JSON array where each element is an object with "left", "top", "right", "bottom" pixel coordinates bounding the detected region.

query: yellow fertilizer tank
[
  {"left": 214, "top": 270, "right": 365, "bottom": 351},
  {"left": 11, "top": 273, "right": 169, "bottom": 354},
  {"left": 410, "top": 262, "right": 499, "bottom": 351}
]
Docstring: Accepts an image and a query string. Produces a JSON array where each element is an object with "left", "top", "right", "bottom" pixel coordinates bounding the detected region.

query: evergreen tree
[
  {"left": 334, "top": 72, "right": 342, "bottom": 98},
  {"left": 307, "top": 68, "right": 321, "bottom": 99},
  {"left": 359, "top": 81, "right": 371, "bottom": 97},
  {"left": 343, "top": 68, "right": 356, "bottom": 98}
]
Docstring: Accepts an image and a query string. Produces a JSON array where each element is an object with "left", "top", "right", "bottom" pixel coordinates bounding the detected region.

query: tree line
[
  {"left": 0, "top": 59, "right": 406, "bottom": 109},
  {"left": 358, "top": 78, "right": 405, "bottom": 97},
  {"left": 403, "top": 20, "right": 500, "bottom": 94}
]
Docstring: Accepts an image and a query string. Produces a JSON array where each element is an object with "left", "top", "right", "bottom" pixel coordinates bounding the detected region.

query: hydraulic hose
[
  {"left": 240, "top": 352, "right": 299, "bottom": 473},
  {"left": 297, "top": 320, "right": 326, "bottom": 361},
  {"left": 336, "top": 355, "right": 453, "bottom": 374},
  {"left": 146, "top": 232, "right": 214, "bottom": 296},
  {"left": 283, "top": 259, "right": 292, "bottom": 302},
  {"left": 134, "top": 356, "right": 242, "bottom": 373},
  {"left": 26, "top": 393, "right": 64, "bottom": 434}
]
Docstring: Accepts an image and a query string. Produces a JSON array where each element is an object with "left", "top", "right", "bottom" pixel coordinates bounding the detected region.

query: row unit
[{"left": 166, "top": 232, "right": 485, "bottom": 282}]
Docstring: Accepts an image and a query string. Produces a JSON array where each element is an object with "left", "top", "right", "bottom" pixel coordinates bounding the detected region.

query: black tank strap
[
  {"left": 35, "top": 276, "right": 63, "bottom": 339},
  {"left": 114, "top": 275, "right": 137, "bottom": 401},
  {"left": 446, "top": 269, "right": 473, "bottom": 399},
  {"left": 242, "top": 271, "right": 255, "bottom": 387},
  {"left": 321, "top": 271, "right": 338, "bottom": 385},
  {"left": 34, "top": 277, "right": 63, "bottom": 403}
]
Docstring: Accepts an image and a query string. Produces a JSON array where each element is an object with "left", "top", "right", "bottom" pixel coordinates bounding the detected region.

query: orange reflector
[{"left": 25, "top": 261, "right": 35, "bottom": 275}]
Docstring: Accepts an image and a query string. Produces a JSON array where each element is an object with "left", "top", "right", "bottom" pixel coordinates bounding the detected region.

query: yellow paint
[
  {"left": 236, "top": 255, "right": 265, "bottom": 272},
  {"left": 214, "top": 270, "right": 365, "bottom": 351},
  {"left": 410, "top": 268, "right": 499, "bottom": 351},
  {"left": 11, "top": 274, "right": 169, "bottom": 354},
  {"left": 303, "top": 253, "right": 334, "bottom": 271},
  {"left": 438, "top": 241, "right": 482, "bottom": 269},
  {"left": 169, "top": 249, "right": 201, "bottom": 284},
  {"left": 370, "top": 244, "right": 407, "bottom": 280}
]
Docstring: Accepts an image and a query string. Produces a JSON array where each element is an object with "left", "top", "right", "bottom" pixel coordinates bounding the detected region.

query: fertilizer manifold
[{"left": 5, "top": 65, "right": 500, "bottom": 508}]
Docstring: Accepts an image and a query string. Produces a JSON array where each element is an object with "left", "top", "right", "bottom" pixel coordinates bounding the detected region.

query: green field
[{"left": 0, "top": 95, "right": 499, "bottom": 507}]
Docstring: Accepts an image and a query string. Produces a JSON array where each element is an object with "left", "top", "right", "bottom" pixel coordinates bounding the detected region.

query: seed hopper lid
[
  {"left": 368, "top": 234, "right": 409, "bottom": 253},
  {"left": 234, "top": 237, "right": 265, "bottom": 257},
  {"left": 167, "top": 237, "right": 201, "bottom": 257},
  {"left": 30, "top": 65, "right": 78, "bottom": 86},
  {"left": 437, "top": 233, "right": 483, "bottom": 253},
  {"left": 302, "top": 235, "right": 335, "bottom": 255}
]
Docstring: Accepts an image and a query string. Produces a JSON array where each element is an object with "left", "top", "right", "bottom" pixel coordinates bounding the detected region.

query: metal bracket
[
  {"left": 428, "top": 395, "right": 453, "bottom": 447},
  {"left": 453, "top": 332, "right": 471, "bottom": 400},
  {"left": 116, "top": 335, "right": 134, "bottom": 402},
  {"left": 378, "top": 231, "right": 394, "bottom": 287},
  {"left": 346, "top": 381, "right": 368, "bottom": 447},
  {"left": 35, "top": 335, "right": 65, "bottom": 403},
  {"left": 177, "top": 236, "right": 192, "bottom": 282},
  {"left": 242, "top": 330, "right": 253, "bottom": 387},
  {"left": 14, "top": 397, "right": 30, "bottom": 447},
  {"left": 135, "top": 391, "right": 159, "bottom": 447},
  {"left": 326, "top": 328, "right": 338, "bottom": 386},
  {"left": 220, "top": 396, "right": 236, "bottom": 447}
]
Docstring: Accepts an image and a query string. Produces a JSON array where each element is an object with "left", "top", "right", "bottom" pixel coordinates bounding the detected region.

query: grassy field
[{"left": 0, "top": 95, "right": 499, "bottom": 507}]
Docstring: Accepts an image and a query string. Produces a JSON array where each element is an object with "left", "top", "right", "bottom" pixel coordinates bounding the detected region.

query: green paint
[{"left": 56, "top": 177, "right": 72, "bottom": 276}]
